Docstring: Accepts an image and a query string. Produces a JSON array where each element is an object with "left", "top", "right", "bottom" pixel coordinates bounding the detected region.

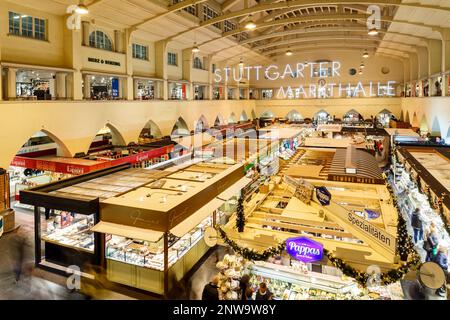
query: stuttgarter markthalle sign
[{"left": 213, "top": 61, "right": 396, "bottom": 99}]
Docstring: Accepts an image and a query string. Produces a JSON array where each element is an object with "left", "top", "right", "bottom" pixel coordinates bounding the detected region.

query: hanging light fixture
[
  {"left": 358, "top": 69, "right": 363, "bottom": 75},
  {"left": 244, "top": 15, "right": 256, "bottom": 30},
  {"left": 363, "top": 50, "right": 369, "bottom": 59},
  {"left": 304, "top": 61, "right": 309, "bottom": 66},
  {"left": 368, "top": 28, "right": 378, "bottom": 36},
  {"left": 360, "top": 62, "right": 365, "bottom": 69},
  {"left": 238, "top": 58, "right": 244, "bottom": 67},
  {"left": 285, "top": 48, "right": 293, "bottom": 56},
  {"left": 75, "top": 0, "right": 89, "bottom": 14},
  {"left": 192, "top": 42, "right": 200, "bottom": 53}
]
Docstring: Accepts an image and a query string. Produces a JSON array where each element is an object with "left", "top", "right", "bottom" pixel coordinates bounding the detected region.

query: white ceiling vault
[{"left": 41, "top": 0, "right": 450, "bottom": 64}]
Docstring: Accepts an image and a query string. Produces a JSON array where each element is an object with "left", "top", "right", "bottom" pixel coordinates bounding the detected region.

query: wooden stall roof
[{"left": 328, "top": 148, "right": 383, "bottom": 183}]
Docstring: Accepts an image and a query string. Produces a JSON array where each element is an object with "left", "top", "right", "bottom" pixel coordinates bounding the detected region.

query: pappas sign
[
  {"left": 286, "top": 237, "right": 323, "bottom": 263},
  {"left": 316, "top": 186, "right": 331, "bottom": 206}
]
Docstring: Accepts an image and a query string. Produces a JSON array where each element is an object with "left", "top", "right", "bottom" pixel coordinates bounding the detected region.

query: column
[
  {"left": 83, "top": 73, "right": 91, "bottom": 99},
  {"left": 155, "top": 40, "right": 168, "bottom": 100},
  {"left": 124, "top": 28, "right": 134, "bottom": 100},
  {"left": 0, "top": 67, "right": 3, "bottom": 101},
  {"left": 55, "top": 72, "right": 67, "bottom": 99},
  {"left": 224, "top": 83, "right": 228, "bottom": 100},
  {"left": 182, "top": 48, "right": 193, "bottom": 101},
  {"left": 428, "top": 39, "right": 442, "bottom": 76},
  {"left": 64, "top": 20, "right": 83, "bottom": 100},
  {"left": 437, "top": 28, "right": 450, "bottom": 96},
  {"left": 207, "top": 54, "right": 214, "bottom": 100},
  {"left": 82, "top": 21, "right": 90, "bottom": 46},
  {"left": 7, "top": 68, "right": 17, "bottom": 100},
  {"left": 417, "top": 46, "right": 429, "bottom": 80}
]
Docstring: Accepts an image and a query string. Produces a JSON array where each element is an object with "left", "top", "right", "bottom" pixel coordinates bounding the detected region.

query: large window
[
  {"left": 8, "top": 12, "right": 46, "bottom": 40},
  {"left": 173, "top": 0, "right": 196, "bottom": 16},
  {"left": 132, "top": 43, "right": 148, "bottom": 60},
  {"left": 193, "top": 57, "right": 203, "bottom": 70},
  {"left": 89, "top": 30, "right": 113, "bottom": 51},
  {"left": 203, "top": 5, "right": 221, "bottom": 29},
  {"left": 168, "top": 52, "right": 178, "bottom": 66}
]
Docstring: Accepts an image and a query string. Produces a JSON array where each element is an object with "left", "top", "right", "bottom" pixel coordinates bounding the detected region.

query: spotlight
[
  {"left": 192, "top": 42, "right": 200, "bottom": 53},
  {"left": 238, "top": 58, "right": 244, "bottom": 67},
  {"left": 75, "top": 1, "right": 89, "bottom": 15},
  {"left": 285, "top": 49, "right": 293, "bottom": 56},
  {"left": 368, "top": 28, "right": 378, "bottom": 36},
  {"left": 244, "top": 16, "right": 256, "bottom": 30},
  {"left": 360, "top": 63, "right": 365, "bottom": 69},
  {"left": 363, "top": 50, "right": 369, "bottom": 59}
]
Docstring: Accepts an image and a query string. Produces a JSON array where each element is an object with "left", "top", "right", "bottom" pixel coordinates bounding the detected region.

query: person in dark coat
[
  {"left": 433, "top": 246, "right": 448, "bottom": 296},
  {"left": 239, "top": 274, "right": 250, "bottom": 300},
  {"left": 202, "top": 275, "right": 219, "bottom": 300},
  {"left": 255, "top": 282, "right": 273, "bottom": 300},
  {"left": 410, "top": 208, "right": 423, "bottom": 244},
  {"left": 245, "top": 287, "right": 254, "bottom": 301}
]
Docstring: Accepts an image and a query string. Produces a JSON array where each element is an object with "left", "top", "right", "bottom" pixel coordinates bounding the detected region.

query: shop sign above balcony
[{"left": 315, "top": 186, "right": 331, "bottom": 206}]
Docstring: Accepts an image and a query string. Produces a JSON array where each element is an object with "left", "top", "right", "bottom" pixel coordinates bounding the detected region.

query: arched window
[
  {"left": 89, "top": 30, "right": 113, "bottom": 51},
  {"left": 193, "top": 57, "right": 203, "bottom": 69}
]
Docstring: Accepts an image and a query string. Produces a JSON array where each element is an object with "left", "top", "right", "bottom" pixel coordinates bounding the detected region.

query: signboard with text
[
  {"left": 286, "top": 237, "right": 323, "bottom": 263},
  {"left": 315, "top": 186, "right": 331, "bottom": 206}
]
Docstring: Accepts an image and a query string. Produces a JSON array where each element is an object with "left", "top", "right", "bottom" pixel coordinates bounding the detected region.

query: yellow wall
[
  {"left": 0, "top": 2, "right": 66, "bottom": 67},
  {"left": 255, "top": 97, "right": 402, "bottom": 120},
  {"left": 400, "top": 97, "right": 450, "bottom": 138},
  {"left": 0, "top": 99, "right": 255, "bottom": 168}
]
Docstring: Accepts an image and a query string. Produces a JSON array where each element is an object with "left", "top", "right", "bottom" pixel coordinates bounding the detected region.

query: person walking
[
  {"left": 423, "top": 224, "right": 439, "bottom": 262},
  {"left": 239, "top": 274, "right": 250, "bottom": 300},
  {"left": 245, "top": 287, "right": 254, "bottom": 301},
  {"left": 201, "top": 275, "right": 220, "bottom": 300},
  {"left": 411, "top": 208, "right": 424, "bottom": 244},
  {"left": 432, "top": 246, "right": 448, "bottom": 296},
  {"left": 255, "top": 282, "right": 273, "bottom": 300}
]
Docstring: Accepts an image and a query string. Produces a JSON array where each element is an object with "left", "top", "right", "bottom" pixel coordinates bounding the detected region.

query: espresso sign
[
  {"left": 286, "top": 237, "right": 323, "bottom": 263},
  {"left": 316, "top": 186, "right": 331, "bottom": 206}
]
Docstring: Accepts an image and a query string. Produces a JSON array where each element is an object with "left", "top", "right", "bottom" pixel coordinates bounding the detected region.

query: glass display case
[
  {"left": 42, "top": 211, "right": 95, "bottom": 252},
  {"left": 106, "top": 216, "right": 212, "bottom": 271}
]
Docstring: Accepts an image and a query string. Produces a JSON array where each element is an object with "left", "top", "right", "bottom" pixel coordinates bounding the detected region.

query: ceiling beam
[
  {"left": 239, "top": 25, "right": 433, "bottom": 45},
  {"left": 222, "top": 0, "right": 242, "bottom": 12},
  {"left": 250, "top": 35, "right": 421, "bottom": 52},
  {"left": 129, "top": 0, "right": 207, "bottom": 31},
  {"left": 165, "top": 0, "right": 450, "bottom": 41}
]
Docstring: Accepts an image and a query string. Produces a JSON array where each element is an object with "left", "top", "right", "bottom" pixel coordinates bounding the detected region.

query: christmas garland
[
  {"left": 216, "top": 172, "right": 423, "bottom": 287},
  {"left": 235, "top": 195, "right": 245, "bottom": 233}
]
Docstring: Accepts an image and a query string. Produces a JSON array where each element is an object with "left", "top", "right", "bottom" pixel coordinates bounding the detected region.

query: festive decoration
[{"left": 235, "top": 194, "right": 245, "bottom": 233}]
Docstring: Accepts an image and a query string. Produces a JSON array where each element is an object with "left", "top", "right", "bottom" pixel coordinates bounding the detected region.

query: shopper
[
  {"left": 423, "top": 224, "right": 439, "bottom": 262},
  {"left": 411, "top": 208, "right": 424, "bottom": 244},
  {"left": 239, "top": 274, "right": 250, "bottom": 300},
  {"left": 255, "top": 282, "right": 273, "bottom": 300},
  {"left": 201, "top": 275, "right": 219, "bottom": 300},
  {"left": 245, "top": 287, "right": 254, "bottom": 301},
  {"left": 432, "top": 246, "right": 448, "bottom": 296}
]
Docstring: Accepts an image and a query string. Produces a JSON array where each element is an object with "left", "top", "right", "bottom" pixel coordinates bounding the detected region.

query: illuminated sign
[
  {"left": 213, "top": 61, "right": 396, "bottom": 98},
  {"left": 286, "top": 237, "right": 323, "bottom": 263},
  {"left": 316, "top": 186, "right": 331, "bottom": 206}
]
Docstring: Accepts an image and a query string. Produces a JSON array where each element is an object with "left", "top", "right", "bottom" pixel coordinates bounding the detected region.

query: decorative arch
[
  {"left": 228, "top": 112, "right": 237, "bottom": 124},
  {"left": 286, "top": 110, "right": 303, "bottom": 122},
  {"left": 376, "top": 109, "right": 393, "bottom": 127},
  {"left": 240, "top": 111, "right": 249, "bottom": 122},
  {"left": 260, "top": 110, "right": 274, "bottom": 118},
  {"left": 195, "top": 114, "right": 210, "bottom": 133},
  {"left": 88, "top": 123, "right": 126, "bottom": 154},
  {"left": 139, "top": 120, "right": 163, "bottom": 142},
  {"left": 412, "top": 112, "right": 419, "bottom": 127},
  {"left": 430, "top": 117, "right": 441, "bottom": 137},
  {"left": 419, "top": 115, "right": 429, "bottom": 133},
  {"left": 446, "top": 126, "right": 450, "bottom": 144},
  {"left": 171, "top": 117, "right": 190, "bottom": 137},
  {"left": 343, "top": 109, "right": 363, "bottom": 122},
  {"left": 16, "top": 129, "right": 72, "bottom": 158},
  {"left": 214, "top": 114, "right": 226, "bottom": 127},
  {"left": 313, "top": 109, "right": 329, "bottom": 119}
]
